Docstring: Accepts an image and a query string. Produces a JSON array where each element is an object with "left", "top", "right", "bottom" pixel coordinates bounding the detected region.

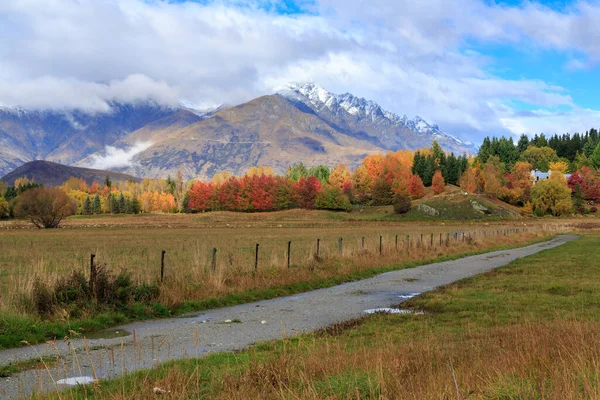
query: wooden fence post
[
  {"left": 161, "top": 250, "right": 166, "bottom": 283},
  {"left": 211, "top": 248, "right": 217, "bottom": 272},
  {"left": 338, "top": 237, "right": 343, "bottom": 255},
  {"left": 287, "top": 241, "right": 291, "bottom": 269},
  {"left": 430, "top": 233, "right": 434, "bottom": 247},
  {"left": 395, "top": 235, "right": 398, "bottom": 251},
  {"left": 255, "top": 244, "right": 259, "bottom": 271},
  {"left": 362, "top": 237, "right": 365, "bottom": 249},
  {"left": 379, "top": 235, "right": 383, "bottom": 255},
  {"left": 90, "top": 253, "right": 96, "bottom": 294},
  {"left": 316, "top": 239, "right": 321, "bottom": 257}
]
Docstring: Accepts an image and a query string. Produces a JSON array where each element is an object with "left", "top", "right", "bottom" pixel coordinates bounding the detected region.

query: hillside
[{"left": 0, "top": 160, "right": 141, "bottom": 187}]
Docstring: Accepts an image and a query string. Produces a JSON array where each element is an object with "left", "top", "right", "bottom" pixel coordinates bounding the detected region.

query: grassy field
[
  {"left": 0, "top": 209, "right": 575, "bottom": 349},
  {"left": 45, "top": 234, "right": 600, "bottom": 399}
]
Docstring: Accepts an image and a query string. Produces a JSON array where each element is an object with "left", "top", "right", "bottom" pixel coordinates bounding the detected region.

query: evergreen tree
[
  {"left": 517, "top": 134, "right": 529, "bottom": 154},
  {"left": 478, "top": 137, "right": 492, "bottom": 164},
  {"left": 444, "top": 153, "right": 460, "bottom": 185},
  {"left": 125, "top": 198, "right": 133, "bottom": 214},
  {"left": 104, "top": 176, "right": 112, "bottom": 189},
  {"left": 118, "top": 193, "right": 126, "bottom": 214},
  {"left": 590, "top": 141, "right": 600, "bottom": 169},
  {"left": 82, "top": 196, "right": 91, "bottom": 215},
  {"left": 92, "top": 194, "right": 101, "bottom": 214}
]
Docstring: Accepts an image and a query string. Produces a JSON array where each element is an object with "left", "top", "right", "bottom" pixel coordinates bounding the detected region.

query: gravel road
[{"left": 0, "top": 234, "right": 578, "bottom": 399}]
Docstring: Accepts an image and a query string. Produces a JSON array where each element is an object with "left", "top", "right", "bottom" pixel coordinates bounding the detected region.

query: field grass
[
  {"left": 44, "top": 234, "right": 600, "bottom": 399},
  {"left": 0, "top": 210, "right": 573, "bottom": 349}
]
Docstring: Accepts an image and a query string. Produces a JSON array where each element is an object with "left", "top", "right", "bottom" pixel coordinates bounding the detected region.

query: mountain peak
[{"left": 281, "top": 82, "right": 476, "bottom": 151}]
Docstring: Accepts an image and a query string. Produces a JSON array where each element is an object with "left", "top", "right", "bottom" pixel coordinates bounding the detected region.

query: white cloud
[
  {"left": 87, "top": 142, "right": 152, "bottom": 170},
  {"left": 0, "top": 0, "right": 599, "bottom": 141}
]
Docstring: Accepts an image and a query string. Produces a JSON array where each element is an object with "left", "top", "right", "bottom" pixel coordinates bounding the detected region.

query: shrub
[
  {"left": 591, "top": 207, "right": 598, "bottom": 213},
  {"left": 432, "top": 171, "right": 445, "bottom": 194},
  {"left": 55, "top": 271, "right": 91, "bottom": 304},
  {"left": 32, "top": 281, "right": 55, "bottom": 316},
  {"left": 393, "top": 192, "right": 411, "bottom": 214},
  {"left": 14, "top": 187, "right": 76, "bottom": 228}
]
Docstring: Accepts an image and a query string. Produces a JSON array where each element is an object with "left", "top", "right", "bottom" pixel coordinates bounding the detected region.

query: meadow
[
  {"left": 0, "top": 209, "right": 574, "bottom": 349},
  {"left": 44, "top": 232, "right": 600, "bottom": 399}
]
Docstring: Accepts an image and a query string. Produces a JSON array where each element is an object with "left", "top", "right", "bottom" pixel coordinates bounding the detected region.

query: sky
[{"left": 1, "top": 0, "right": 600, "bottom": 144}]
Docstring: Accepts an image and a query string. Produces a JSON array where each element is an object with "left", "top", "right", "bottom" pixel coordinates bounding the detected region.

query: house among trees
[{"left": 530, "top": 170, "right": 571, "bottom": 184}]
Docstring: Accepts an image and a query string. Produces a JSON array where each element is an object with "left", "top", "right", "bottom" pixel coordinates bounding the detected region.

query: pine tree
[
  {"left": 118, "top": 193, "right": 126, "bottom": 214},
  {"left": 82, "top": 196, "right": 91, "bottom": 215},
  {"left": 92, "top": 194, "right": 101, "bottom": 214},
  {"left": 104, "top": 176, "right": 112, "bottom": 189},
  {"left": 517, "top": 134, "right": 529, "bottom": 154}
]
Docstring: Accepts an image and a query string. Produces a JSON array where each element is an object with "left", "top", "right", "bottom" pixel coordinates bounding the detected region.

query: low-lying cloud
[{"left": 87, "top": 142, "right": 152, "bottom": 170}]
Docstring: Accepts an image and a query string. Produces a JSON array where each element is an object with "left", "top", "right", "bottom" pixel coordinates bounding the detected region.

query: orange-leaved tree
[{"left": 432, "top": 170, "right": 445, "bottom": 194}]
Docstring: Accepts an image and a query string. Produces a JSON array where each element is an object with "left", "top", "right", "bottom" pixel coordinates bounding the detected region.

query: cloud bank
[
  {"left": 87, "top": 142, "right": 152, "bottom": 170},
  {"left": 1, "top": 0, "right": 600, "bottom": 141}
]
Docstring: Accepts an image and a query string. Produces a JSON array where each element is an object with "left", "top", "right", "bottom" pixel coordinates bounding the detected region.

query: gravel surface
[{"left": 0, "top": 234, "right": 578, "bottom": 399}]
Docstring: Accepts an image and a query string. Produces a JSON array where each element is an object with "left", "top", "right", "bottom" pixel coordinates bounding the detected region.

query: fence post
[
  {"left": 446, "top": 233, "right": 450, "bottom": 246},
  {"left": 395, "top": 235, "right": 398, "bottom": 251},
  {"left": 161, "top": 250, "right": 166, "bottom": 283},
  {"left": 379, "top": 235, "right": 383, "bottom": 255},
  {"left": 430, "top": 233, "right": 434, "bottom": 247},
  {"left": 439, "top": 233, "right": 442, "bottom": 246},
  {"left": 362, "top": 237, "right": 365, "bottom": 249},
  {"left": 287, "top": 241, "right": 292, "bottom": 269},
  {"left": 316, "top": 239, "right": 321, "bottom": 257},
  {"left": 90, "top": 253, "right": 96, "bottom": 294},
  {"left": 255, "top": 244, "right": 259, "bottom": 271},
  {"left": 211, "top": 248, "right": 217, "bottom": 272},
  {"left": 338, "top": 237, "right": 343, "bottom": 256}
]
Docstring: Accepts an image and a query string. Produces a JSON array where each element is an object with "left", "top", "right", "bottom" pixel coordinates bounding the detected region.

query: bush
[
  {"left": 55, "top": 271, "right": 91, "bottom": 304},
  {"left": 14, "top": 187, "right": 76, "bottom": 228},
  {"left": 591, "top": 207, "right": 598, "bottom": 213},
  {"left": 393, "top": 193, "right": 411, "bottom": 214}
]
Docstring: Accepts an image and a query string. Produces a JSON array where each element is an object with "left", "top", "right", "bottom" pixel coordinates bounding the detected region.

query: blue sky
[{"left": 1, "top": 0, "right": 600, "bottom": 144}]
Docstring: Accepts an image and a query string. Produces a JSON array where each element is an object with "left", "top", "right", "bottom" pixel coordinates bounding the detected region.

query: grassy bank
[
  {"left": 45, "top": 234, "right": 600, "bottom": 399},
  {"left": 0, "top": 226, "right": 550, "bottom": 349}
]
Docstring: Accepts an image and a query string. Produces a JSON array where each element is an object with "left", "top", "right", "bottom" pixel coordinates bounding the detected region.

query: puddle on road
[
  {"left": 363, "top": 308, "right": 424, "bottom": 315},
  {"left": 398, "top": 293, "right": 420, "bottom": 299},
  {"left": 83, "top": 328, "right": 131, "bottom": 340},
  {"left": 56, "top": 376, "right": 96, "bottom": 386}
]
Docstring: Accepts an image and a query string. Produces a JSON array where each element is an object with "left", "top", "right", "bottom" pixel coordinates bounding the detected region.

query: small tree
[
  {"left": 92, "top": 194, "right": 101, "bottom": 214},
  {"left": 82, "top": 196, "right": 92, "bottom": 215},
  {"left": 531, "top": 172, "right": 572, "bottom": 216},
  {"left": 0, "top": 197, "right": 9, "bottom": 219},
  {"left": 431, "top": 170, "right": 445, "bottom": 194},
  {"left": 408, "top": 175, "right": 426, "bottom": 199},
  {"left": 371, "top": 177, "right": 394, "bottom": 206},
  {"left": 393, "top": 192, "right": 411, "bottom": 214},
  {"left": 14, "top": 187, "right": 76, "bottom": 228}
]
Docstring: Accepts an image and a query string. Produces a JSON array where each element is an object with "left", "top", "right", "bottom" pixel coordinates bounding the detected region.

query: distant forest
[{"left": 477, "top": 128, "right": 600, "bottom": 171}]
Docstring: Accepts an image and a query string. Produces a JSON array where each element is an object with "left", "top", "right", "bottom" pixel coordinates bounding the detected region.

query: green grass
[
  {"left": 0, "top": 356, "right": 55, "bottom": 378},
  {"left": 42, "top": 234, "right": 600, "bottom": 399},
  {"left": 0, "top": 236, "right": 552, "bottom": 350}
]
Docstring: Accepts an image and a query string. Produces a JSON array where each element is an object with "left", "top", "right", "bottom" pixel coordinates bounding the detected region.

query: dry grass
[{"left": 0, "top": 210, "right": 565, "bottom": 316}]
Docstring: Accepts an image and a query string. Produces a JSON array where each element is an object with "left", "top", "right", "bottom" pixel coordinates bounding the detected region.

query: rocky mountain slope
[{"left": 0, "top": 83, "right": 477, "bottom": 180}]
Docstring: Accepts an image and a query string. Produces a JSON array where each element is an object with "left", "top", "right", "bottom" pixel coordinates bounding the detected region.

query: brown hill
[{"left": 0, "top": 160, "right": 140, "bottom": 187}]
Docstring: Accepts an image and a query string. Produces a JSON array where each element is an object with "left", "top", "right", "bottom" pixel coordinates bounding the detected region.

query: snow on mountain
[{"left": 282, "top": 82, "right": 476, "bottom": 152}]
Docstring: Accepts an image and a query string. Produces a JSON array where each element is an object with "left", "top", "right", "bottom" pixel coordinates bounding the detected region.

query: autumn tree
[
  {"left": 460, "top": 165, "right": 483, "bottom": 194},
  {"left": 351, "top": 165, "right": 372, "bottom": 204},
  {"left": 408, "top": 175, "right": 426, "bottom": 199},
  {"left": 371, "top": 177, "right": 394, "bottom": 205},
  {"left": 315, "top": 185, "right": 352, "bottom": 211},
  {"left": 328, "top": 164, "right": 351, "bottom": 189},
  {"left": 521, "top": 146, "right": 559, "bottom": 172},
  {"left": 293, "top": 176, "right": 322, "bottom": 209},
  {"left": 393, "top": 192, "right": 411, "bottom": 214},
  {"left": 188, "top": 181, "right": 216, "bottom": 212},
  {"left": 0, "top": 197, "right": 9, "bottom": 218},
  {"left": 483, "top": 156, "right": 504, "bottom": 198},
  {"left": 14, "top": 187, "right": 76, "bottom": 228},
  {"left": 431, "top": 170, "right": 445, "bottom": 194},
  {"left": 531, "top": 171, "right": 572, "bottom": 216}
]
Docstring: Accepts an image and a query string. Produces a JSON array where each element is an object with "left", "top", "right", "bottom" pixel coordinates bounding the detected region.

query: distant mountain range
[
  {"left": 0, "top": 83, "right": 477, "bottom": 180},
  {"left": 0, "top": 160, "right": 140, "bottom": 187}
]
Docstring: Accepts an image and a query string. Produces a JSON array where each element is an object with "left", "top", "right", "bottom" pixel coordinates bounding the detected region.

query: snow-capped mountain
[
  {"left": 1, "top": 83, "right": 478, "bottom": 181},
  {"left": 282, "top": 82, "right": 476, "bottom": 154}
]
